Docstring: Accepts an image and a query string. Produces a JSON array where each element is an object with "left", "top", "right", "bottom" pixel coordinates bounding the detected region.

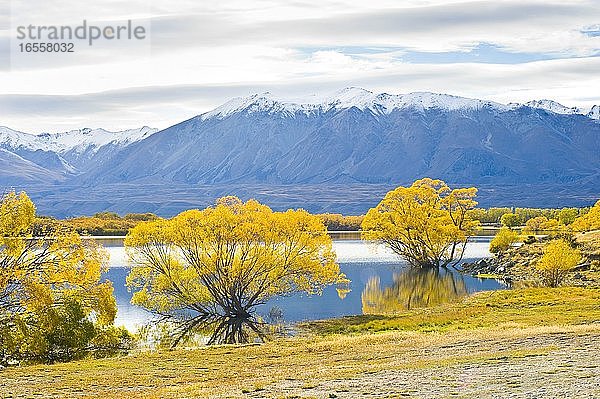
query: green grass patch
[
  {"left": 302, "top": 287, "right": 600, "bottom": 335},
  {"left": 475, "top": 273, "right": 503, "bottom": 279}
]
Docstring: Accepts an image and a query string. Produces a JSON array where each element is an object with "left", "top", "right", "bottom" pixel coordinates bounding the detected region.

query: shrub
[
  {"left": 536, "top": 240, "right": 581, "bottom": 288},
  {"left": 524, "top": 216, "right": 549, "bottom": 232},
  {"left": 0, "top": 301, "right": 133, "bottom": 365},
  {"left": 126, "top": 196, "right": 341, "bottom": 345},
  {"left": 558, "top": 208, "right": 579, "bottom": 225},
  {"left": 361, "top": 179, "right": 479, "bottom": 269},
  {"left": 0, "top": 191, "right": 126, "bottom": 365},
  {"left": 547, "top": 230, "right": 576, "bottom": 244},
  {"left": 540, "top": 218, "right": 560, "bottom": 231},
  {"left": 489, "top": 227, "right": 519, "bottom": 253},
  {"left": 500, "top": 213, "right": 520, "bottom": 228},
  {"left": 317, "top": 213, "right": 363, "bottom": 231},
  {"left": 123, "top": 213, "right": 159, "bottom": 221},
  {"left": 93, "top": 211, "right": 121, "bottom": 219},
  {"left": 91, "top": 326, "right": 134, "bottom": 358}
]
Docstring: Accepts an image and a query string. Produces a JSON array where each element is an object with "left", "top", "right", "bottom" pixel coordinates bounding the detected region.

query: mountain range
[{"left": 2, "top": 88, "right": 599, "bottom": 217}]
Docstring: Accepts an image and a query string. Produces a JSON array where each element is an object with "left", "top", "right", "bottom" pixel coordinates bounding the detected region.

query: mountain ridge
[
  {"left": 200, "top": 88, "right": 600, "bottom": 121},
  {"left": 2, "top": 88, "right": 599, "bottom": 217},
  {"left": 0, "top": 126, "right": 158, "bottom": 180}
]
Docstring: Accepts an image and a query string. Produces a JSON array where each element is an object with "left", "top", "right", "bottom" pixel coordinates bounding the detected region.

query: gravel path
[{"left": 249, "top": 332, "right": 600, "bottom": 399}]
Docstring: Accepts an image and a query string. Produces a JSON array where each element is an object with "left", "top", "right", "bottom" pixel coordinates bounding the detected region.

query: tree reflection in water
[
  {"left": 336, "top": 273, "right": 352, "bottom": 300},
  {"left": 362, "top": 268, "right": 467, "bottom": 314}
]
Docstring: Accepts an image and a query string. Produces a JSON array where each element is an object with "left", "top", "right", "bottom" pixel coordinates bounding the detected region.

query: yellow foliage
[
  {"left": 361, "top": 178, "right": 479, "bottom": 268},
  {"left": 524, "top": 216, "right": 549, "bottom": 232},
  {"left": 316, "top": 213, "right": 364, "bottom": 231},
  {"left": 500, "top": 213, "right": 520, "bottom": 228},
  {"left": 489, "top": 227, "right": 519, "bottom": 253},
  {"left": 0, "top": 192, "right": 122, "bottom": 365},
  {"left": 0, "top": 191, "right": 116, "bottom": 328},
  {"left": 522, "top": 216, "right": 566, "bottom": 234},
  {"left": 536, "top": 240, "right": 582, "bottom": 287},
  {"left": 33, "top": 212, "right": 160, "bottom": 237},
  {"left": 572, "top": 200, "right": 600, "bottom": 232},
  {"left": 361, "top": 269, "right": 467, "bottom": 314},
  {"left": 125, "top": 196, "right": 342, "bottom": 344},
  {"left": 0, "top": 191, "right": 35, "bottom": 256}
]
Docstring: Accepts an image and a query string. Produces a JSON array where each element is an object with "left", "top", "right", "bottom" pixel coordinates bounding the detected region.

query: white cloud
[
  {"left": 2, "top": 55, "right": 599, "bottom": 133},
  {"left": 0, "top": 0, "right": 599, "bottom": 131}
]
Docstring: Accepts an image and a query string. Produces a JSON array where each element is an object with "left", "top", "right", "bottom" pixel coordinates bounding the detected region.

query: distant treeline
[
  {"left": 316, "top": 214, "right": 364, "bottom": 231},
  {"left": 34, "top": 206, "right": 591, "bottom": 236},
  {"left": 317, "top": 207, "right": 591, "bottom": 231},
  {"left": 468, "top": 207, "right": 590, "bottom": 226},
  {"left": 34, "top": 212, "right": 159, "bottom": 236}
]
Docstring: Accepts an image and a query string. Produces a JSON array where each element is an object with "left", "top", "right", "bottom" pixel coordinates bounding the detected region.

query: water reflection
[
  {"left": 362, "top": 268, "right": 468, "bottom": 314},
  {"left": 98, "top": 237, "right": 504, "bottom": 331},
  {"left": 336, "top": 275, "right": 352, "bottom": 299}
]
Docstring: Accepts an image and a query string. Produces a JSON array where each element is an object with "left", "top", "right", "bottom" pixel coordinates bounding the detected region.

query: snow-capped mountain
[
  {"left": 203, "top": 88, "right": 600, "bottom": 121},
  {"left": 0, "top": 126, "right": 157, "bottom": 154},
  {"left": 588, "top": 105, "right": 600, "bottom": 120},
  {"left": 0, "top": 126, "right": 158, "bottom": 182},
  {"left": 516, "top": 99, "right": 599, "bottom": 120},
  {"left": 2, "top": 88, "right": 599, "bottom": 217},
  {"left": 82, "top": 88, "right": 600, "bottom": 188},
  {"left": 523, "top": 99, "right": 583, "bottom": 115},
  {"left": 202, "top": 87, "right": 513, "bottom": 120}
]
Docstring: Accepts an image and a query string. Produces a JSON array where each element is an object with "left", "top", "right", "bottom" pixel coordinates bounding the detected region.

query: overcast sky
[{"left": 1, "top": 0, "right": 599, "bottom": 132}]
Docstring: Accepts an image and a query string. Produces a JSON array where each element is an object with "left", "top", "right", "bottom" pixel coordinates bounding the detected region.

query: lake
[{"left": 97, "top": 234, "right": 504, "bottom": 331}]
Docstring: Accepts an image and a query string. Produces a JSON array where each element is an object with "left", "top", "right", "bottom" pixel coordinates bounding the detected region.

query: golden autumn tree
[
  {"left": 489, "top": 227, "right": 519, "bottom": 253},
  {"left": 523, "top": 216, "right": 550, "bottom": 232},
  {"left": 536, "top": 239, "right": 581, "bottom": 287},
  {"left": 571, "top": 200, "right": 600, "bottom": 232},
  {"left": 361, "top": 178, "right": 479, "bottom": 269},
  {"left": 125, "top": 196, "right": 342, "bottom": 345},
  {"left": 0, "top": 191, "right": 121, "bottom": 364}
]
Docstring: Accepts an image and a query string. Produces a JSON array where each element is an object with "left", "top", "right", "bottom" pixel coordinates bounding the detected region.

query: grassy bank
[
  {"left": 2, "top": 287, "right": 599, "bottom": 399},
  {"left": 302, "top": 287, "right": 600, "bottom": 335}
]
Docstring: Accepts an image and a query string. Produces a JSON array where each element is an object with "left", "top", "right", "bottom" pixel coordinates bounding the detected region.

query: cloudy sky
[{"left": 1, "top": 0, "right": 599, "bottom": 132}]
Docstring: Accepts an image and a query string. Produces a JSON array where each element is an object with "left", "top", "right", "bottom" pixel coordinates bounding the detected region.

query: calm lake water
[{"left": 96, "top": 234, "right": 504, "bottom": 331}]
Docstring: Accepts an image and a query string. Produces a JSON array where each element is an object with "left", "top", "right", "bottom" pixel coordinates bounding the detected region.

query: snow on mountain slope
[
  {"left": 0, "top": 125, "right": 159, "bottom": 179},
  {"left": 588, "top": 105, "right": 600, "bottom": 120},
  {"left": 523, "top": 100, "right": 600, "bottom": 120},
  {"left": 201, "top": 87, "right": 512, "bottom": 120},
  {"left": 0, "top": 126, "right": 158, "bottom": 154},
  {"left": 524, "top": 99, "right": 583, "bottom": 115},
  {"left": 81, "top": 87, "right": 600, "bottom": 191},
  {"left": 201, "top": 88, "right": 600, "bottom": 122},
  {"left": 322, "top": 87, "right": 510, "bottom": 112}
]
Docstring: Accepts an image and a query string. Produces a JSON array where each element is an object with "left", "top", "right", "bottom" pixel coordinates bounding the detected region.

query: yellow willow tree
[
  {"left": 362, "top": 178, "right": 479, "bottom": 269},
  {"left": 536, "top": 239, "right": 581, "bottom": 288},
  {"left": 571, "top": 200, "right": 600, "bottom": 232},
  {"left": 125, "top": 197, "right": 342, "bottom": 345},
  {"left": 0, "top": 191, "right": 118, "bottom": 363}
]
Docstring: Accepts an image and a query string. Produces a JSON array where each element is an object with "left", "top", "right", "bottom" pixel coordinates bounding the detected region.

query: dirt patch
[{"left": 245, "top": 332, "right": 600, "bottom": 399}]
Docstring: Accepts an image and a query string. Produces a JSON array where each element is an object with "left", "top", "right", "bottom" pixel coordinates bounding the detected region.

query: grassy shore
[
  {"left": 302, "top": 287, "right": 600, "bottom": 335},
  {"left": 2, "top": 287, "right": 599, "bottom": 399}
]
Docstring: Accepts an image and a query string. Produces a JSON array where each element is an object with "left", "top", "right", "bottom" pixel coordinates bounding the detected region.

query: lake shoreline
[
  {"left": 3, "top": 287, "right": 599, "bottom": 398},
  {"left": 103, "top": 237, "right": 502, "bottom": 330}
]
